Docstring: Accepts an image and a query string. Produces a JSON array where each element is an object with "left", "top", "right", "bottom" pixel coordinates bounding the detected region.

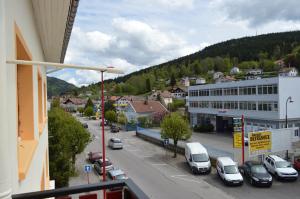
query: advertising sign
[
  {"left": 233, "top": 132, "right": 242, "bottom": 148},
  {"left": 233, "top": 117, "right": 242, "bottom": 148},
  {"left": 249, "top": 131, "right": 272, "bottom": 156}
]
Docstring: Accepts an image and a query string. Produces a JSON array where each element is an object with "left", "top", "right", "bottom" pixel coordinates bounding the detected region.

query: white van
[
  {"left": 216, "top": 157, "right": 243, "bottom": 186},
  {"left": 185, "top": 142, "right": 211, "bottom": 174}
]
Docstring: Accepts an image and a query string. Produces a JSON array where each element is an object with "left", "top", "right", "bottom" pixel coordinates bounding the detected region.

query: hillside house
[
  {"left": 150, "top": 90, "right": 173, "bottom": 106},
  {"left": 169, "top": 87, "right": 187, "bottom": 99},
  {"left": 213, "top": 72, "right": 224, "bottom": 80},
  {"left": 124, "top": 100, "right": 168, "bottom": 121},
  {"left": 61, "top": 98, "right": 87, "bottom": 112},
  {"left": 230, "top": 66, "right": 240, "bottom": 75},
  {"left": 279, "top": 67, "right": 298, "bottom": 77}
]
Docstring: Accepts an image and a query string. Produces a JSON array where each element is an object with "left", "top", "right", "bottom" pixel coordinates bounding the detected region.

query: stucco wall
[{"left": 3, "top": 0, "right": 49, "bottom": 194}]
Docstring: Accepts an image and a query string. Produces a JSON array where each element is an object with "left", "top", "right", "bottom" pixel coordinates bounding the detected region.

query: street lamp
[{"left": 285, "top": 96, "right": 293, "bottom": 160}]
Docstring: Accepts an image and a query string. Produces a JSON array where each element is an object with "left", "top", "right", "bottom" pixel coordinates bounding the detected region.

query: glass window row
[
  {"left": 189, "top": 101, "right": 278, "bottom": 111},
  {"left": 189, "top": 84, "right": 278, "bottom": 96}
]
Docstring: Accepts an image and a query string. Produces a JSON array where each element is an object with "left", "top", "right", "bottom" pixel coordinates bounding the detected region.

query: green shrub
[{"left": 194, "top": 123, "right": 214, "bottom": 132}]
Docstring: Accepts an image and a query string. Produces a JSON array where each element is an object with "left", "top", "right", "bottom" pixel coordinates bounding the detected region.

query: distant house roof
[
  {"left": 160, "top": 90, "right": 172, "bottom": 98},
  {"left": 279, "top": 67, "right": 298, "bottom": 73},
  {"left": 129, "top": 100, "right": 168, "bottom": 114},
  {"left": 63, "top": 98, "right": 87, "bottom": 105},
  {"left": 109, "top": 96, "right": 120, "bottom": 101},
  {"left": 169, "top": 87, "right": 187, "bottom": 93}
]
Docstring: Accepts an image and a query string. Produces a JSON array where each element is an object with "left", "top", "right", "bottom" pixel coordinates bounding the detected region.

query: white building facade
[
  {"left": 188, "top": 77, "right": 300, "bottom": 133},
  {"left": 0, "top": 0, "right": 77, "bottom": 198}
]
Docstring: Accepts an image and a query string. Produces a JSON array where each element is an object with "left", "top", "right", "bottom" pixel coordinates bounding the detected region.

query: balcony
[{"left": 12, "top": 179, "right": 149, "bottom": 199}]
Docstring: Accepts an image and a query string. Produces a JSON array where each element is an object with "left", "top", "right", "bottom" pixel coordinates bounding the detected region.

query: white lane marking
[
  {"left": 152, "top": 163, "right": 168, "bottom": 166},
  {"left": 171, "top": 175, "right": 203, "bottom": 184},
  {"left": 126, "top": 149, "right": 139, "bottom": 152}
]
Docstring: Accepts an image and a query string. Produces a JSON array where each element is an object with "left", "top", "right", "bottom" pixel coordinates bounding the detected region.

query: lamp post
[{"left": 285, "top": 96, "right": 293, "bottom": 160}]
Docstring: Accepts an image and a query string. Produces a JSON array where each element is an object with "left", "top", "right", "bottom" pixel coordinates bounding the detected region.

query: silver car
[
  {"left": 108, "top": 138, "right": 123, "bottom": 149},
  {"left": 94, "top": 159, "right": 114, "bottom": 175}
]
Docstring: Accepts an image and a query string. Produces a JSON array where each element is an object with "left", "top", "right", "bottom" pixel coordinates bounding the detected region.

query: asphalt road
[{"left": 70, "top": 117, "right": 300, "bottom": 199}]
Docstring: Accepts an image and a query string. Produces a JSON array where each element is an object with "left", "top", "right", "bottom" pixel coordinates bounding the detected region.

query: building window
[
  {"left": 199, "top": 89, "right": 209, "bottom": 96},
  {"left": 257, "top": 84, "right": 278, "bottom": 95},
  {"left": 224, "top": 87, "right": 238, "bottom": 95},
  {"left": 239, "top": 86, "right": 256, "bottom": 95},
  {"left": 16, "top": 24, "right": 38, "bottom": 181},
  {"left": 258, "top": 101, "right": 278, "bottom": 111},
  {"left": 199, "top": 101, "right": 209, "bottom": 108},
  {"left": 210, "top": 89, "right": 222, "bottom": 96},
  {"left": 224, "top": 101, "right": 238, "bottom": 109},
  {"left": 239, "top": 101, "right": 256, "bottom": 110},
  {"left": 211, "top": 101, "right": 223, "bottom": 109},
  {"left": 189, "top": 90, "right": 198, "bottom": 97}
]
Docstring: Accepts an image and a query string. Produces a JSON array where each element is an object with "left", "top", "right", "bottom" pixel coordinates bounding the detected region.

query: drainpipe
[{"left": 0, "top": 0, "right": 12, "bottom": 198}]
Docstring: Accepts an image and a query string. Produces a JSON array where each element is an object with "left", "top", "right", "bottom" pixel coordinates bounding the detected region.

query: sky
[{"left": 49, "top": 0, "right": 300, "bottom": 87}]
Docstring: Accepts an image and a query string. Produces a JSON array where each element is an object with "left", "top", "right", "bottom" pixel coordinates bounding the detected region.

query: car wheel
[{"left": 275, "top": 173, "right": 279, "bottom": 180}]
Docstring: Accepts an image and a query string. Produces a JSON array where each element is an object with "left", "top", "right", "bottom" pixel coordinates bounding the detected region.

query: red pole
[
  {"left": 241, "top": 114, "right": 245, "bottom": 164},
  {"left": 101, "top": 71, "right": 106, "bottom": 199}
]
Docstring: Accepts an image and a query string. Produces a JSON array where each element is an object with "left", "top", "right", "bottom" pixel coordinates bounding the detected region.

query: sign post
[
  {"left": 164, "top": 138, "right": 169, "bottom": 157},
  {"left": 84, "top": 164, "right": 92, "bottom": 184}
]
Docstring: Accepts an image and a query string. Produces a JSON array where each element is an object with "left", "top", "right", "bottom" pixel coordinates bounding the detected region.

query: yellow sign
[
  {"left": 233, "top": 132, "right": 242, "bottom": 148},
  {"left": 249, "top": 131, "right": 272, "bottom": 156}
]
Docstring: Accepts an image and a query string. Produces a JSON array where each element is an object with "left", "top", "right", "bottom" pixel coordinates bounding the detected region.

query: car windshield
[
  {"left": 100, "top": 161, "right": 112, "bottom": 166},
  {"left": 113, "top": 139, "right": 122, "bottom": 143},
  {"left": 275, "top": 161, "right": 291, "bottom": 168},
  {"left": 192, "top": 154, "right": 209, "bottom": 162},
  {"left": 251, "top": 165, "right": 267, "bottom": 174},
  {"left": 115, "top": 174, "right": 127, "bottom": 180},
  {"left": 224, "top": 165, "right": 238, "bottom": 174}
]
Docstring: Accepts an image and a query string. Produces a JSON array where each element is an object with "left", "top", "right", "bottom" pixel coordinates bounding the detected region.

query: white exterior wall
[
  {"left": 278, "top": 77, "right": 300, "bottom": 120},
  {"left": 1, "top": 0, "right": 49, "bottom": 196},
  {"left": 188, "top": 77, "right": 280, "bottom": 120}
]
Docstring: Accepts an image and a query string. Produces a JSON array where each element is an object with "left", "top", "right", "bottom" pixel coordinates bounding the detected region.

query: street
[{"left": 70, "top": 117, "right": 300, "bottom": 199}]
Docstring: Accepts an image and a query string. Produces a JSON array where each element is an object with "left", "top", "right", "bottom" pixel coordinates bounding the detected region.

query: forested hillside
[
  {"left": 75, "top": 31, "right": 300, "bottom": 97},
  {"left": 47, "top": 76, "right": 78, "bottom": 97}
]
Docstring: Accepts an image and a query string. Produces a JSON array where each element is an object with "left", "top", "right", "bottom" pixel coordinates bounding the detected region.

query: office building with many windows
[{"left": 188, "top": 77, "right": 300, "bottom": 133}]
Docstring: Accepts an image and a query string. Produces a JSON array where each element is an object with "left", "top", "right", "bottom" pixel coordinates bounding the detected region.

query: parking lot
[{"left": 70, "top": 117, "right": 300, "bottom": 199}]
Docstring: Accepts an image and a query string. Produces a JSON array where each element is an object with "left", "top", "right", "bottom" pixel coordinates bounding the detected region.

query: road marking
[
  {"left": 151, "top": 163, "right": 168, "bottom": 166},
  {"left": 171, "top": 175, "right": 204, "bottom": 184},
  {"left": 126, "top": 149, "right": 139, "bottom": 152}
]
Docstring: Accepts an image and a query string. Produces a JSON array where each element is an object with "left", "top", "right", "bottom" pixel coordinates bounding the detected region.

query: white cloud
[
  {"left": 61, "top": 18, "right": 201, "bottom": 86},
  {"left": 125, "top": 0, "right": 195, "bottom": 9},
  {"left": 213, "top": 0, "right": 300, "bottom": 27}
]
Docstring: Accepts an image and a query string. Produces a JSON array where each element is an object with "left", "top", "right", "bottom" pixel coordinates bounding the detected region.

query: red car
[
  {"left": 87, "top": 152, "right": 102, "bottom": 163},
  {"left": 294, "top": 158, "right": 300, "bottom": 171}
]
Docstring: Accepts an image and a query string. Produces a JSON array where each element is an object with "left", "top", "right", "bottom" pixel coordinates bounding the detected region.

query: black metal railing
[{"left": 12, "top": 179, "right": 149, "bottom": 199}]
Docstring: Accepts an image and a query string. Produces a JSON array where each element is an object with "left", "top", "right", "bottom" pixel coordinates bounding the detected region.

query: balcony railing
[{"left": 12, "top": 179, "right": 149, "bottom": 199}]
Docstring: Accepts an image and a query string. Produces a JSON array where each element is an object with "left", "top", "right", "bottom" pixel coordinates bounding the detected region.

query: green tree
[
  {"left": 146, "top": 78, "right": 151, "bottom": 92},
  {"left": 48, "top": 107, "right": 90, "bottom": 187},
  {"left": 51, "top": 98, "right": 60, "bottom": 108},
  {"left": 161, "top": 113, "right": 191, "bottom": 158},
  {"left": 105, "top": 110, "right": 117, "bottom": 124},
  {"left": 118, "top": 112, "right": 127, "bottom": 125},
  {"left": 105, "top": 100, "right": 116, "bottom": 112},
  {"left": 85, "top": 98, "right": 94, "bottom": 109},
  {"left": 170, "top": 73, "right": 176, "bottom": 88},
  {"left": 84, "top": 106, "right": 94, "bottom": 117},
  {"left": 78, "top": 107, "right": 84, "bottom": 116}
]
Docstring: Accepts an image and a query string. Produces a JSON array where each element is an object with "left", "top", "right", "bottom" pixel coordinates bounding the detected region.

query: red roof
[{"left": 130, "top": 100, "right": 168, "bottom": 114}]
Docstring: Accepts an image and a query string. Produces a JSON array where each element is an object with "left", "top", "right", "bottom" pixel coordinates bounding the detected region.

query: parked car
[
  {"left": 264, "top": 155, "right": 298, "bottom": 181},
  {"left": 240, "top": 161, "right": 272, "bottom": 187},
  {"left": 87, "top": 152, "right": 102, "bottom": 163},
  {"left": 185, "top": 142, "right": 211, "bottom": 174},
  {"left": 82, "top": 123, "right": 88, "bottom": 128},
  {"left": 108, "top": 138, "right": 123, "bottom": 149},
  {"left": 94, "top": 159, "right": 114, "bottom": 175},
  {"left": 111, "top": 125, "right": 120, "bottom": 133},
  {"left": 107, "top": 169, "right": 128, "bottom": 180},
  {"left": 294, "top": 158, "right": 300, "bottom": 171},
  {"left": 216, "top": 157, "right": 243, "bottom": 186}
]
